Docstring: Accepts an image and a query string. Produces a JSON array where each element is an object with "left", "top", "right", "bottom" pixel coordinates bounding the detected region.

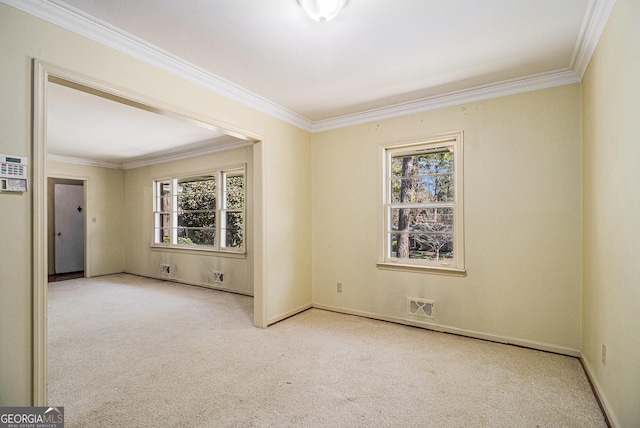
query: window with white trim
[
  {"left": 380, "top": 133, "right": 464, "bottom": 272},
  {"left": 153, "top": 167, "right": 245, "bottom": 252}
]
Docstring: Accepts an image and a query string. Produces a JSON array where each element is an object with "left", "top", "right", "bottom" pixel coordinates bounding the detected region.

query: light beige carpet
[{"left": 48, "top": 274, "right": 606, "bottom": 427}]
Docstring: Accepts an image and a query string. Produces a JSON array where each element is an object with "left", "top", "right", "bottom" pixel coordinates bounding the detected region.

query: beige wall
[
  {"left": 5, "top": 0, "right": 637, "bottom": 422},
  {"left": 48, "top": 161, "right": 126, "bottom": 277},
  {"left": 123, "top": 146, "right": 254, "bottom": 295},
  {"left": 263, "top": 131, "right": 314, "bottom": 322},
  {"left": 312, "top": 85, "right": 583, "bottom": 353},
  {"left": 0, "top": 3, "right": 311, "bottom": 405},
  {"left": 582, "top": 0, "right": 640, "bottom": 426}
]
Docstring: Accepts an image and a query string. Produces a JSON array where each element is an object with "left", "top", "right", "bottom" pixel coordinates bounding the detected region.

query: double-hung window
[
  {"left": 379, "top": 133, "right": 464, "bottom": 273},
  {"left": 153, "top": 167, "right": 245, "bottom": 253}
]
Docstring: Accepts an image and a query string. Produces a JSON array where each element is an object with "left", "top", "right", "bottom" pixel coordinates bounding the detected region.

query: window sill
[
  {"left": 151, "top": 244, "right": 246, "bottom": 259},
  {"left": 377, "top": 262, "right": 466, "bottom": 276}
]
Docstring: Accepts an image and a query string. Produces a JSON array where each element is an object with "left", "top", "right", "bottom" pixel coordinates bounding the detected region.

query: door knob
[{"left": 57, "top": 232, "right": 61, "bottom": 236}]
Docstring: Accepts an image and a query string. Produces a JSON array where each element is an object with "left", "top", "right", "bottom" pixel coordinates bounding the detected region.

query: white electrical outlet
[
  {"left": 161, "top": 263, "right": 171, "bottom": 274},
  {"left": 337, "top": 282, "right": 343, "bottom": 292}
]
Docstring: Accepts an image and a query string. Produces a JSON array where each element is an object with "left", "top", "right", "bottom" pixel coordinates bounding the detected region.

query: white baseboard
[
  {"left": 141, "top": 273, "right": 254, "bottom": 297},
  {"left": 312, "top": 303, "right": 581, "bottom": 357},
  {"left": 122, "top": 273, "right": 581, "bottom": 357},
  {"left": 581, "top": 355, "right": 619, "bottom": 428},
  {"left": 267, "top": 303, "right": 313, "bottom": 325}
]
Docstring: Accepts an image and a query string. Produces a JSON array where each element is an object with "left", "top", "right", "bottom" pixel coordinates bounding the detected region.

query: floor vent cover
[{"left": 407, "top": 298, "right": 435, "bottom": 318}]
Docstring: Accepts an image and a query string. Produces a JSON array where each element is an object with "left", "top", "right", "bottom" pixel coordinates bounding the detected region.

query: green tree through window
[
  {"left": 381, "top": 133, "right": 464, "bottom": 272},
  {"left": 391, "top": 150, "right": 454, "bottom": 262},
  {"left": 154, "top": 167, "right": 245, "bottom": 252},
  {"left": 177, "top": 176, "right": 216, "bottom": 246}
]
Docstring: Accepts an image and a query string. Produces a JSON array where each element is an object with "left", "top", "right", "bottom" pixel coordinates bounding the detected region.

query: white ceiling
[
  {"left": 46, "top": 82, "right": 247, "bottom": 168},
  {"left": 13, "top": 0, "right": 612, "bottom": 166},
  {"left": 55, "top": 0, "right": 594, "bottom": 122}
]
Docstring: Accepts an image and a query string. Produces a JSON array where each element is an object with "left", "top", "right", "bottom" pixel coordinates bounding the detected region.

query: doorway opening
[
  {"left": 32, "top": 60, "right": 267, "bottom": 406},
  {"left": 47, "top": 178, "right": 85, "bottom": 282}
]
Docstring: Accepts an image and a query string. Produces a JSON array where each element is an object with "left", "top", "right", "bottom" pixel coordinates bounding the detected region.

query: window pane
[
  {"left": 225, "top": 174, "right": 244, "bottom": 209},
  {"left": 156, "top": 181, "right": 171, "bottom": 212},
  {"left": 390, "top": 233, "right": 454, "bottom": 261},
  {"left": 223, "top": 212, "right": 243, "bottom": 248},
  {"left": 177, "top": 178, "right": 216, "bottom": 211},
  {"left": 155, "top": 227, "right": 170, "bottom": 244},
  {"left": 417, "top": 152, "right": 454, "bottom": 175},
  {"left": 391, "top": 207, "right": 453, "bottom": 232},
  {"left": 390, "top": 150, "right": 454, "bottom": 204},
  {"left": 224, "top": 228, "right": 243, "bottom": 249},
  {"left": 225, "top": 211, "right": 243, "bottom": 229},
  {"left": 391, "top": 150, "right": 453, "bottom": 178},
  {"left": 159, "top": 213, "right": 170, "bottom": 226},
  {"left": 178, "top": 211, "right": 216, "bottom": 228},
  {"left": 177, "top": 228, "right": 215, "bottom": 246},
  {"left": 391, "top": 175, "right": 453, "bottom": 203}
]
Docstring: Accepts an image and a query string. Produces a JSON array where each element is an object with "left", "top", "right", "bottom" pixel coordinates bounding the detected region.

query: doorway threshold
[{"left": 48, "top": 271, "right": 84, "bottom": 283}]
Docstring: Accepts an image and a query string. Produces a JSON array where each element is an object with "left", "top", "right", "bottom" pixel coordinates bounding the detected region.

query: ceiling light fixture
[{"left": 297, "top": 0, "right": 348, "bottom": 23}]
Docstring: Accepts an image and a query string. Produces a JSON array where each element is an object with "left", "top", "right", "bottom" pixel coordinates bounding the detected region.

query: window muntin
[
  {"left": 382, "top": 134, "right": 464, "bottom": 271},
  {"left": 153, "top": 168, "right": 245, "bottom": 252}
]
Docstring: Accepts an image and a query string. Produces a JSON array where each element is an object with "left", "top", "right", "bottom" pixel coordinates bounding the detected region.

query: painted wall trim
[
  {"left": 32, "top": 59, "right": 48, "bottom": 407},
  {"left": 47, "top": 154, "right": 122, "bottom": 170},
  {"left": 313, "top": 303, "right": 582, "bottom": 358},
  {"left": 122, "top": 139, "right": 253, "bottom": 170},
  {"left": 570, "top": 0, "right": 617, "bottom": 78},
  {"left": 143, "top": 274, "right": 254, "bottom": 297},
  {"left": 32, "top": 59, "right": 269, "bottom": 404},
  {"left": 48, "top": 137, "right": 254, "bottom": 171},
  {"left": 311, "top": 69, "right": 581, "bottom": 132},
  {"left": 253, "top": 141, "right": 267, "bottom": 328},
  {"left": 581, "top": 355, "right": 620, "bottom": 427},
  {"left": 2, "top": 0, "right": 615, "bottom": 133},
  {"left": 1, "top": 0, "right": 312, "bottom": 131},
  {"left": 267, "top": 303, "right": 313, "bottom": 326}
]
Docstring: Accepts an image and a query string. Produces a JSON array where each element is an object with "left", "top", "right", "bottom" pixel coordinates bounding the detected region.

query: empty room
[{"left": 1, "top": 0, "right": 638, "bottom": 427}]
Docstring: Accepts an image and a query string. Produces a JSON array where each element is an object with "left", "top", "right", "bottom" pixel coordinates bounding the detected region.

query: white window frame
[
  {"left": 378, "top": 132, "right": 465, "bottom": 275},
  {"left": 152, "top": 166, "right": 246, "bottom": 254}
]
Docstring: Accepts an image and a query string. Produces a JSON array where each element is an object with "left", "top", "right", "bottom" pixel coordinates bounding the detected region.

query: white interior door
[{"left": 54, "top": 183, "right": 85, "bottom": 274}]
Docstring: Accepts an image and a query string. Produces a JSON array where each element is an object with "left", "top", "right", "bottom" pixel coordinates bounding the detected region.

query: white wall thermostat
[{"left": 1, "top": 154, "right": 28, "bottom": 192}]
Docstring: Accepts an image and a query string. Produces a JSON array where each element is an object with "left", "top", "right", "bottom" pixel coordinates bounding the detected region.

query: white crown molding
[
  {"left": 47, "top": 154, "right": 123, "bottom": 169},
  {"left": 311, "top": 69, "right": 581, "bottom": 132},
  {"left": 121, "top": 138, "right": 253, "bottom": 170},
  {"left": 2, "top": 0, "right": 313, "bottom": 131},
  {"left": 571, "top": 0, "right": 617, "bottom": 78},
  {"left": 48, "top": 137, "right": 252, "bottom": 170},
  {"left": 312, "top": 0, "right": 615, "bottom": 133},
  {"left": 3, "top": 0, "right": 615, "bottom": 134}
]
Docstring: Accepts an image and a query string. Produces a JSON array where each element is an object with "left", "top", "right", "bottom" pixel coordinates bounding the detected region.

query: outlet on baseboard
[
  {"left": 337, "top": 282, "right": 343, "bottom": 293},
  {"left": 161, "top": 263, "right": 171, "bottom": 274},
  {"left": 602, "top": 344, "right": 607, "bottom": 365}
]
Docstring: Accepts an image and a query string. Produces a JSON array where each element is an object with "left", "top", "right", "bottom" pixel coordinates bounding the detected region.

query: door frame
[{"left": 32, "top": 59, "right": 268, "bottom": 405}]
